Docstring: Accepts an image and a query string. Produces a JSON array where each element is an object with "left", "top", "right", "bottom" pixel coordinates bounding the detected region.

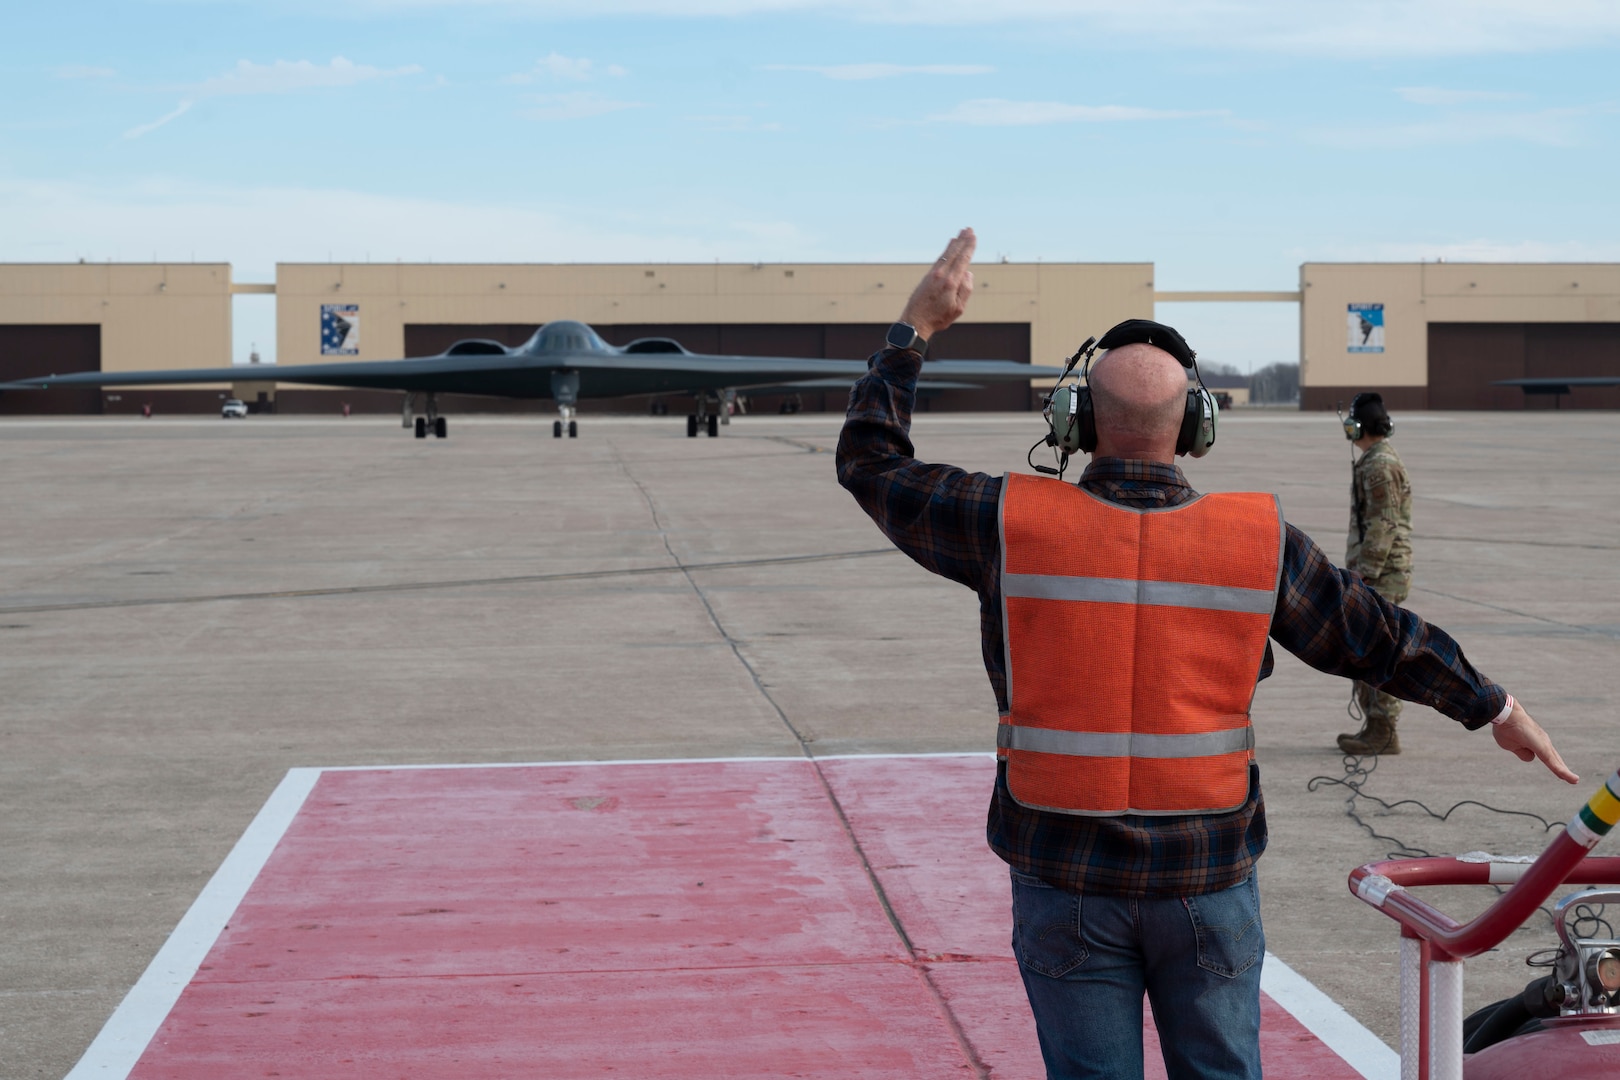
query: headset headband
[
  {"left": 1350, "top": 391, "right": 1384, "bottom": 417},
  {"left": 1095, "top": 319, "right": 1197, "bottom": 369}
]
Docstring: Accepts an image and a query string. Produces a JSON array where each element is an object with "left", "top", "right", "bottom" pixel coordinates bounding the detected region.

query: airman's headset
[
  {"left": 1030, "top": 318, "right": 1217, "bottom": 480},
  {"left": 1339, "top": 391, "right": 1393, "bottom": 442}
]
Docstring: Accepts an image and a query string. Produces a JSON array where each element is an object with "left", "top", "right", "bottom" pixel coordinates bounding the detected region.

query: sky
[{"left": 5, "top": 1, "right": 1620, "bottom": 371}]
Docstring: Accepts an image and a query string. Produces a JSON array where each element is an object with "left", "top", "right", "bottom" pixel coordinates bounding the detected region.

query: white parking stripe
[
  {"left": 1262, "top": 951, "right": 1400, "bottom": 1080},
  {"left": 64, "top": 768, "right": 321, "bottom": 1079}
]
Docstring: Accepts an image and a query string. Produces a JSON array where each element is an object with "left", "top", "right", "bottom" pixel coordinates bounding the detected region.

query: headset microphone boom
[{"left": 1029, "top": 319, "right": 1219, "bottom": 480}]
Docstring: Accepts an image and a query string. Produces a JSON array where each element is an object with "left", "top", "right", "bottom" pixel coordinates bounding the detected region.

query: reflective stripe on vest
[{"left": 998, "top": 473, "right": 1283, "bottom": 817}]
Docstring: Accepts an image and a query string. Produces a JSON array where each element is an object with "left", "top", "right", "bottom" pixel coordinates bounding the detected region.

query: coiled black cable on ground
[{"left": 1305, "top": 690, "right": 1610, "bottom": 934}]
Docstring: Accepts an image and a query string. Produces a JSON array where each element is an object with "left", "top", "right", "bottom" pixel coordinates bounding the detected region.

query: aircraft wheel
[
  {"left": 435, "top": 417, "right": 448, "bottom": 439},
  {"left": 553, "top": 421, "right": 563, "bottom": 438},
  {"left": 414, "top": 417, "right": 427, "bottom": 439},
  {"left": 707, "top": 414, "right": 719, "bottom": 438},
  {"left": 568, "top": 420, "right": 578, "bottom": 438},
  {"left": 686, "top": 415, "right": 698, "bottom": 438}
]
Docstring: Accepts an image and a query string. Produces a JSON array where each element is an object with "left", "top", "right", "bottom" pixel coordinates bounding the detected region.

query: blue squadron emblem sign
[
  {"left": 321, "top": 304, "right": 360, "bottom": 356},
  {"left": 1347, "top": 303, "right": 1384, "bottom": 353}
]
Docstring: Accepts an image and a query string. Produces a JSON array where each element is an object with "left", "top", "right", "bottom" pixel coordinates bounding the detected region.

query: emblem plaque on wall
[
  {"left": 1347, "top": 303, "right": 1384, "bottom": 353},
  {"left": 321, "top": 304, "right": 360, "bottom": 356}
]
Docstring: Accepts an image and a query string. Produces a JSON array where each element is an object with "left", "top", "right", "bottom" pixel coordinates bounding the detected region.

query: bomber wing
[
  {"left": 11, "top": 353, "right": 1059, "bottom": 399},
  {"left": 10, "top": 353, "right": 553, "bottom": 397},
  {"left": 555, "top": 352, "right": 1062, "bottom": 398},
  {"left": 1494, "top": 377, "right": 1620, "bottom": 388}
]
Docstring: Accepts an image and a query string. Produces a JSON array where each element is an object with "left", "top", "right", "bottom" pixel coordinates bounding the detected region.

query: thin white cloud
[
  {"left": 931, "top": 98, "right": 1222, "bottom": 126},
  {"left": 121, "top": 56, "right": 423, "bottom": 141},
  {"left": 1396, "top": 86, "right": 1526, "bottom": 106},
  {"left": 314, "top": 1, "right": 1620, "bottom": 56},
  {"left": 121, "top": 101, "right": 194, "bottom": 140},
  {"left": 523, "top": 91, "right": 644, "bottom": 120},
  {"left": 765, "top": 63, "right": 992, "bottom": 80},
  {"left": 57, "top": 65, "right": 117, "bottom": 80},
  {"left": 504, "top": 52, "right": 628, "bottom": 84},
  {"left": 191, "top": 56, "right": 423, "bottom": 96}
]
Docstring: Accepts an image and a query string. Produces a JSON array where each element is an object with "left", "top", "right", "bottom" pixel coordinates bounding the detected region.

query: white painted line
[
  {"left": 1263, "top": 951, "right": 1399, "bottom": 1080},
  {"left": 816, "top": 751, "right": 994, "bottom": 761},
  {"left": 64, "top": 768, "right": 322, "bottom": 1080}
]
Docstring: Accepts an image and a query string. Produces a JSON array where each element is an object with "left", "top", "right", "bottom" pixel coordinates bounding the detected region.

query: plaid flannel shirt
[{"left": 836, "top": 347, "right": 1507, "bottom": 897}]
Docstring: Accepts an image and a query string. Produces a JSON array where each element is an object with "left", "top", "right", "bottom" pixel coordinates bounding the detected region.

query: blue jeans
[{"left": 1009, "top": 869, "right": 1264, "bottom": 1080}]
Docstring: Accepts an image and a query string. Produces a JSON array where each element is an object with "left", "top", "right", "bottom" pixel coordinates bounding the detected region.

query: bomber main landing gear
[
  {"left": 687, "top": 394, "right": 721, "bottom": 438},
  {"left": 407, "top": 393, "right": 448, "bottom": 439},
  {"left": 553, "top": 419, "right": 577, "bottom": 438}
]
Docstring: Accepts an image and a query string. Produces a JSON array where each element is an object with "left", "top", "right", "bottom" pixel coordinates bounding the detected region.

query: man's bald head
[{"left": 1088, "top": 343, "right": 1189, "bottom": 461}]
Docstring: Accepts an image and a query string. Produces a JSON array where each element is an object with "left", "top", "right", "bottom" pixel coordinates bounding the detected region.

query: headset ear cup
[
  {"left": 1187, "top": 387, "right": 1217, "bottom": 458},
  {"left": 1048, "top": 385, "right": 1087, "bottom": 455},
  {"left": 1176, "top": 389, "right": 1200, "bottom": 456},
  {"left": 1075, "top": 386, "right": 1097, "bottom": 454}
]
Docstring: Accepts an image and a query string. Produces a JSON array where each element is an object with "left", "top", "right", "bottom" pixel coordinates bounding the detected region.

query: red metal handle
[{"left": 1348, "top": 769, "right": 1620, "bottom": 960}]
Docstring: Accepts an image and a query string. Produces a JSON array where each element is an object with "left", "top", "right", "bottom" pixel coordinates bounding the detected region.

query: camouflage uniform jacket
[{"left": 1346, "top": 438, "right": 1413, "bottom": 602}]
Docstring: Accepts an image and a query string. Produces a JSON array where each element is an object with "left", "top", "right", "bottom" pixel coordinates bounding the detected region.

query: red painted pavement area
[{"left": 128, "top": 756, "right": 1365, "bottom": 1079}]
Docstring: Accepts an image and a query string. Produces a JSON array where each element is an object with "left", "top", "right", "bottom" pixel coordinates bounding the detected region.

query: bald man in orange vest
[{"left": 837, "top": 228, "right": 1575, "bottom": 1080}]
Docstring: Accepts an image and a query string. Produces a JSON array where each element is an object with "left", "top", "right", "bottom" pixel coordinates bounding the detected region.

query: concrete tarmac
[{"left": 3, "top": 410, "right": 1617, "bottom": 1079}]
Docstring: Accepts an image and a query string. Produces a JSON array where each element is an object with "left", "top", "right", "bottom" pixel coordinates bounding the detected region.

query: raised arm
[{"left": 836, "top": 228, "right": 1001, "bottom": 593}]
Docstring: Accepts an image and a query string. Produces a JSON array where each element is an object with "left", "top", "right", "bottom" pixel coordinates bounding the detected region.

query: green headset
[{"left": 1033, "top": 319, "right": 1218, "bottom": 479}]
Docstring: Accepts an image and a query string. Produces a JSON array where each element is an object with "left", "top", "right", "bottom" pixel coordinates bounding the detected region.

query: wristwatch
[{"left": 885, "top": 321, "right": 928, "bottom": 356}]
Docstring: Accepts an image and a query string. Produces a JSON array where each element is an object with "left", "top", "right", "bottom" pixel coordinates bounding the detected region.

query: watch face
[{"left": 887, "top": 323, "right": 917, "bottom": 350}]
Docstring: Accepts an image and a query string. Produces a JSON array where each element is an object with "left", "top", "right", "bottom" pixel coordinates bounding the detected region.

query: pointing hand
[{"left": 1493, "top": 700, "right": 1579, "bottom": 784}]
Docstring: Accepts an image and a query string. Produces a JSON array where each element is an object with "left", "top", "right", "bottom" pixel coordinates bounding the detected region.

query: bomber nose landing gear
[{"left": 551, "top": 370, "right": 580, "bottom": 439}]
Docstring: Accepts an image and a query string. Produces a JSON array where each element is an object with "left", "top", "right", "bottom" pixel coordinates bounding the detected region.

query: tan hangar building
[
  {"left": 266, "top": 260, "right": 1152, "bottom": 414},
  {"left": 1300, "top": 262, "right": 1620, "bottom": 410},
  {"left": 0, "top": 263, "right": 235, "bottom": 415}
]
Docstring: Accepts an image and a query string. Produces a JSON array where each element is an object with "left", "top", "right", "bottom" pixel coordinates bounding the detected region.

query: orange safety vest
[{"left": 997, "top": 473, "right": 1283, "bottom": 816}]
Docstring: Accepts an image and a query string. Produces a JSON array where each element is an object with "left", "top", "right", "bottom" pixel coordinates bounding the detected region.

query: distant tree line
[
  {"left": 1195, "top": 360, "right": 1300, "bottom": 404},
  {"left": 1248, "top": 363, "right": 1299, "bottom": 404}
]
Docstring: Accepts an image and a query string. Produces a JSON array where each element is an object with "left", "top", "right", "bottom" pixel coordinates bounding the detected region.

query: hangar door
[
  {"left": 403, "top": 322, "right": 1035, "bottom": 413},
  {"left": 0, "top": 324, "right": 101, "bottom": 415},
  {"left": 1429, "top": 323, "right": 1620, "bottom": 410}
]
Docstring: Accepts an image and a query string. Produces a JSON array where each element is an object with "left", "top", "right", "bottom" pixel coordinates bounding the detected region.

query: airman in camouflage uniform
[{"left": 1340, "top": 393, "right": 1412, "bottom": 754}]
